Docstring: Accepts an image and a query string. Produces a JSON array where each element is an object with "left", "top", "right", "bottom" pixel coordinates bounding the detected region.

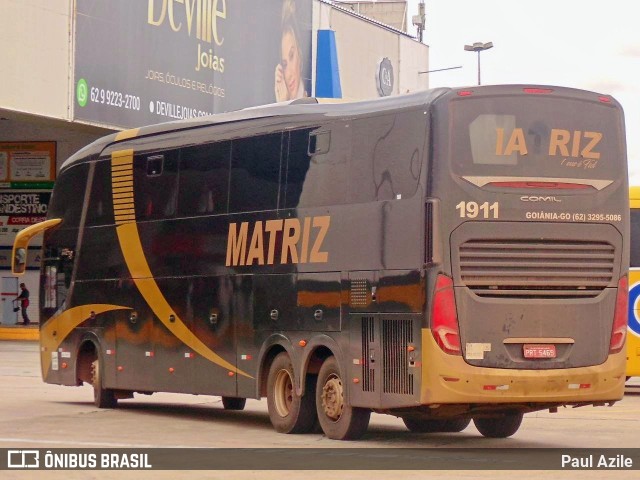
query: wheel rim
[
  {"left": 321, "top": 373, "right": 343, "bottom": 421},
  {"left": 273, "top": 369, "right": 294, "bottom": 417}
]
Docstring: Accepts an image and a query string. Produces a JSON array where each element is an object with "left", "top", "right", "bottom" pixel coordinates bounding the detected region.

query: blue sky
[{"left": 406, "top": 0, "right": 639, "bottom": 185}]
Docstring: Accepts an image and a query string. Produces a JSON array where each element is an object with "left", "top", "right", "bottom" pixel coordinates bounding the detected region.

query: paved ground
[{"left": 1, "top": 340, "right": 639, "bottom": 479}]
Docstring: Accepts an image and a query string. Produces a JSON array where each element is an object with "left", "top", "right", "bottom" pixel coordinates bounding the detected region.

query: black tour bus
[{"left": 13, "top": 85, "right": 628, "bottom": 439}]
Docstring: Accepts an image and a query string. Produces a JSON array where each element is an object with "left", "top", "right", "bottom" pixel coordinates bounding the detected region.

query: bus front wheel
[
  {"left": 266, "top": 352, "right": 317, "bottom": 434},
  {"left": 473, "top": 412, "right": 523, "bottom": 438},
  {"left": 91, "top": 358, "right": 117, "bottom": 408},
  {"left": 316, "top": 356, "right": 370, "bottom": 440}
]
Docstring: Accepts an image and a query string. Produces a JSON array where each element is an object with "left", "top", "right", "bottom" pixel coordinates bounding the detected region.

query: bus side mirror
[
  {"left": 13, "top": 248, "right": 27, "bottom": 275},
  {"left": 12, "top": 218, "right": 63, "bottom": 276}
]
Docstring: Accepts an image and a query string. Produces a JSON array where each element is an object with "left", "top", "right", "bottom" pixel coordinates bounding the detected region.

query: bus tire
[
  {"left": 266, "top": 352, "right": 317, "bottom": 434},
  {"left": 91, "top": 358, "right": 117, "bottom": 408},
  {"left": 403, "top": 417, "right": 470, "bottom": 433},
  {"left": 473, "top": 412, "right": 523, "bottom": 438},
  {"left": 222, "top": 397, "right": 246, "bottom": 410},
  {"left": 442, "top": 418, "right": 471, "bottom": 432},
  {"left": 316, "top": 356, "right": 370, "bottom": 440}
]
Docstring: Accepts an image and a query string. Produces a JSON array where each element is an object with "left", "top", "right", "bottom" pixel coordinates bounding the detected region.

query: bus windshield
[{"left": 450, "top": 95, "right": 623, "bottom": 182}]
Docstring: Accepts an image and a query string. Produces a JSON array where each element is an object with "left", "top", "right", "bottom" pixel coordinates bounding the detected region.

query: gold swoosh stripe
[
  {"left": 42, "top": 304, "right": 132, "bottom": 377},
  {"left": 110, "top": 150, "right": 252, "bottom": 379},
  {"left": 115, "top": 222, "right": 251, "bottom": 378}
]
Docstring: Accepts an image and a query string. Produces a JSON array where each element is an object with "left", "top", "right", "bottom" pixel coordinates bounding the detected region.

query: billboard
[{"left": 74, "top": 0, "right": 312, "bottom": 128}]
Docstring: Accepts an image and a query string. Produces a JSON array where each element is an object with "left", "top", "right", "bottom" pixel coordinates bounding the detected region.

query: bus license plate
[{"left": 523, "top": 344, "right": 556, "bottom": 359}]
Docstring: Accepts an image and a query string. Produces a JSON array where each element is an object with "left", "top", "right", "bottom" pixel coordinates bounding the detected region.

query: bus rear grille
[
  {"left": 361, "top": 316, "right": 375, "bottom": 392},
  {"left": 458, "top": 239, "right": 615, "bottom": 298},
  {"left": 382, "top": 319, "right": 413, "bottom": 395}
]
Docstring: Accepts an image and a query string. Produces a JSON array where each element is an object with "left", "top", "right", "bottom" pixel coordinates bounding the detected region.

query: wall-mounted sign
[
  {"left": 0, "top": 191, "right": 51, "bottom": 250},
  {"left": 74, "top": 0, "right": 312, "bottom": 128},
  {"left": 376, "top": 57, "right": 394, "bottom": 97},
  {"left": 0, "top": 142, "right": 56, "bottom": 188}
]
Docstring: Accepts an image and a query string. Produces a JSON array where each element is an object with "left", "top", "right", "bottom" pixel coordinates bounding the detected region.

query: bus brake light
[
  {"left": 609, "top": 276, "right": 628, "bottom": 354},
  {"left": 431, "top": 274, "right": 461, "bottom": 355}
]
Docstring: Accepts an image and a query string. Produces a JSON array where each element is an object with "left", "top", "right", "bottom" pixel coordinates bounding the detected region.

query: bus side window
[
  {"left": 133, "top": 150, "right": 179, "bottom": 220},
  {"left": 295, "top": 123, "right": 349, "bottom": 207},
  {"left": 229, "top": 133, "right": 282, "bottom": 213},
  {"left": 47, "top": 163, "right": 89, "bottom": 227},
  {"left": 86, "top": 159, "right": 114, "bottom": 226},
  {"left": 283, "top": 129, "right": 313, "bottom": 209},
  {"left": 178, "top": 141, "right": 231, "bottom": 216},
  {"left": 350, "top": 111, "right": 423, "bottom": 203}
]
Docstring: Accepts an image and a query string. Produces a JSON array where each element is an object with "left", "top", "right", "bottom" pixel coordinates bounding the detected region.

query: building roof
[{"left": 321, "top": 0, "right": 415, "bottom": 39}]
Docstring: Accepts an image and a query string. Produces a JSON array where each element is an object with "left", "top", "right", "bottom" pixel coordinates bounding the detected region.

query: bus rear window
[{"left": 450, "top": 97, "right": 622, "bottom": 182}]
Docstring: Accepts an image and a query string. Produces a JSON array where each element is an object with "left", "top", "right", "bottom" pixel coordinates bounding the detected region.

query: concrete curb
[{"left": 0, "top": 326, "right": 39, "bottom": 341}]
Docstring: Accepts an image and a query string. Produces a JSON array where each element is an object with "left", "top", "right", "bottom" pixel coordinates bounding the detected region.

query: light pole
[{"left": 464, "top": 41, "right": 493, "bottom": 85}]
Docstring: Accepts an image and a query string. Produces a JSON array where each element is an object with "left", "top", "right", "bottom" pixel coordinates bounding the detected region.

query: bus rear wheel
[
  {"left": 403, "top": 417, "right": 470, "bottom": 433},
  {"left": 316, "top": 356, "right": 370, "bottom": 440},
  {"left": 266, "top": 352, "right": 317, "bottom": 434},
  {"left": 91, "top": 358, "right": 117, "bottom": 408},
  {"left": 473, "top": 412, "right": 523, "bottom": 438},
  {"left": 222, "top": 397, "right": 246, "bottom": 410}
]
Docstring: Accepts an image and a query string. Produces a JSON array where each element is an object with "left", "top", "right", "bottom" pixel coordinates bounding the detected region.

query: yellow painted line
[
  {"left": 112, "top": 165, "right": 133, "bottom": 173},
  {"left": 0, "top": 326, "right": 39, "bottom": 341},
  {"left": 113, "top": 187, "right": 133, "bottom": 194},
  {"left": 115, "top": 129, "right": 140, "bottom": 142},
  {"left": 113, "top": 193, "right": 134, "bottom": 200},
  {"left": 112, "top": 150, "right": 135, "bottom": 166},
  {"left": 41, "top": 304, "right": 132, "bottom": 376},
  {"left": 114, "top": 210, "right": 135, "bottom": 217},
  {"left": 112, "top": 174, "right": 133, "bottom": 181},
  {"left": 113, "top": 180, "right": 133, "bottom": 187},
  {"left": 113, "top": 198, "right": 134, "bottom": 205}
]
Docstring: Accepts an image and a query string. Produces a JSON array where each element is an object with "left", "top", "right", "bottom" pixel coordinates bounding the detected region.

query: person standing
[{"left": 16, "top": 283, "right": 30, "bottom": 326}]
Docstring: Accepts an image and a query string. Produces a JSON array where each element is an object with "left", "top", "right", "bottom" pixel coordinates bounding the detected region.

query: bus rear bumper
[{"left": 421, "top": 330, "right": 626, "bottom": 405}]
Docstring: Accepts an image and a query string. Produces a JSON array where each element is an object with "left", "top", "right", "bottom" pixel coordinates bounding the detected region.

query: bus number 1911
[{"left": 456, "top": 201, "right": 499, "bottom": 219}]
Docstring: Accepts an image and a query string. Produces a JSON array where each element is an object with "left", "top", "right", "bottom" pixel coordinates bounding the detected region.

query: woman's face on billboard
[{"left": 281, "top": 29, "right": 301, "bottom": 99}]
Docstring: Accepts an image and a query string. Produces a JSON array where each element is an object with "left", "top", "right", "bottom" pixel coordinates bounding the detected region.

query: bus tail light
[
  {"left": 431, "top": 274, "right": 461, "bottom": 355},
  {"left": 523, "top": 88, "right": 554, "bottom": 94},
  {"left": 609, "top": 275, "right": 628, "bottom": 354}
]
